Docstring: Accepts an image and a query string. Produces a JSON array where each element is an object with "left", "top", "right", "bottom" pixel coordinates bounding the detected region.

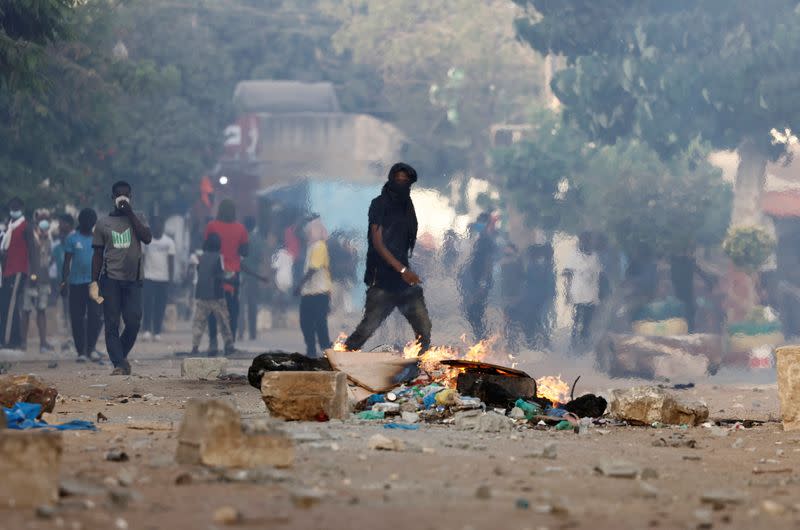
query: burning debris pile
[{"left": 325, "top": 337, "right": 609, "bottom": 429}]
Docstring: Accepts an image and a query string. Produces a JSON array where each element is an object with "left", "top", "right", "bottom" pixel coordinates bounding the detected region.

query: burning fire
[
  {"left": 535, "top": 375, "right": 570, "bottom": 405},
  {"left": 332, "top": 333, "right": 348, "bottom": 352}
]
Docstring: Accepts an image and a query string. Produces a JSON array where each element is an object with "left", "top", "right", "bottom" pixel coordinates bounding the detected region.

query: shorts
[{"left": 23, "top": 282, "right": 51, "bottom": 312}]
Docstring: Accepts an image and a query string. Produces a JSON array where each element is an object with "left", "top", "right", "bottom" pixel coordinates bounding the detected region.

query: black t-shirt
[{"left": 364, "top": 193, "right": 414, "bottom": 291}]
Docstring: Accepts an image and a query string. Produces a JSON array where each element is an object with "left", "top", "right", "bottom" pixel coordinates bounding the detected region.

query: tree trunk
[
  {"left": 725, "top": 139, "right": 769, "bottom": 321},
  {"left": 732, "top": 139, "right": 768, "bottom": 227}
]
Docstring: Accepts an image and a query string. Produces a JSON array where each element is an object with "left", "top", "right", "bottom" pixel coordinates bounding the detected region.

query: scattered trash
[
  {"left": 515, "top": 498, "right": 530, "bottom": 510},
  {"left": 383, "top": 423, "right": 418, "bottom": 430},
  {"left": 3, "top": 403, "right": 96, "bottom": 431},
  {"left": 356, "top": 410, "right": 385, "bottom": 420},
  {"left": 0, "top": 374, "right": 58, "bottom": 415},
  {"left": 97, "top": 412, "right": 109, "bottom": 423},
  {"left": 700, "top": 489, "right": 747, "bottom": 509},
  {"left": 475, "top": 484, "right": 491, "bottom": 499}
]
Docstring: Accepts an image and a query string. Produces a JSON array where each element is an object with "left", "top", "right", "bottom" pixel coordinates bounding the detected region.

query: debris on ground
[
  {"left": 176, "top": 398, "right": 294, "bottom": 468},
  {"left": 181, "top": 357, "right": 228, "bottom": 380},
  {"left": 609, "top": 385, "right": 709, "bottom": 426},
  {"left": 261, "top": 371, "right": 349, "bottom": 421},
  {"left": 0, "top": 430, "right": 62, "bottom": 508},
  {"left": 0, "top": 375, "right": 58, "bottom": 416}
]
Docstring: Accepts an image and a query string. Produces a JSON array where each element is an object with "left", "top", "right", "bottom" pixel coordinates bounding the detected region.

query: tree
[
  {"left": 324, "top": 0, "right": 544, "bottom": 178},
  {"left": 512, "top": 0, "right": 800, "bottom": 226},
  {"left": 493, "top": 108, "right": 732, "bottom": 259}
]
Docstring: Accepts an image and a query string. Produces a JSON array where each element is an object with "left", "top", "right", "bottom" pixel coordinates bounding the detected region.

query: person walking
[
  {"left": 343, "top": 163, "right": 432, "bottom": 354},
  {"left": 458, "top": 216, "right": 497, "bottom": 342},
  {"left": 0, "top": 197, "right": 35, "bottom": 349},
  {"left": 62, "top": 209, "right": 103, "bottom": 362},
  {"left": 52, "top": 213, "right": 75, "bottom": 336},
  {"left": 21, "top": 210, "right": 54, "bottom": 353},
  {"left": 141, "top": 217, "right": 175, "bottom": 341},
  {"left": 204, "top": 199, "right": 248, "bottom": 354},
  {"left": 190, "top": 233, "right": 235, "bottom": 356},
  {"left": 91, "top": 181, "right": 152, "bottom": 375},
  {"left": 271, "top": 239, "right": 294, "bottom": 329},
  {"left": 563, "top": 232, "right": 602, "bottom": 350},
  {"left": 294, "top": 216, "right": 332, "bottom": 358},
  {"left": 238, "top": 216, "right": 263, "bottom": 341}
]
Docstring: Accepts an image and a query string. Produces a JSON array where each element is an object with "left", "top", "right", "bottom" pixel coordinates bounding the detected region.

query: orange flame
[
  {"left": 332, "top": 333, "right": 348, "bottom": 352},
  {"left": 536, "top": 375, "right": 570, "bottom": 405}
]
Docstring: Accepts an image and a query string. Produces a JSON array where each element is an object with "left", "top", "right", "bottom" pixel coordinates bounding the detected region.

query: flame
[
  {"left": 536, "top": 375, "right": 570, "bottom": 405},
  {"left": 332, "top": 333, "right": 348, "bottom": 352}
]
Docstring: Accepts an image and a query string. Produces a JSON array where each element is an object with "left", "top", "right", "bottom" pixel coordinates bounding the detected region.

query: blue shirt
[{"left": 64, "top": 232, "right": 94, "bottom": 285}]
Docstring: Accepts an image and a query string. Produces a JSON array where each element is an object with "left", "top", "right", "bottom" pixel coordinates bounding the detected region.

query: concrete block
[
  {"left": 260, "top": 371, "right": 349, "bottom": 421},
  {"left": 609, "top": 386, "right": 709, "bottom": 426},
  {"left": 176, "top": 399, "right": 293, "bottom": 468},
  {"left": 181, "top": 358, "right": 228, "bottom": 380},
  {"left": 0, "top": 431, "right": 62, "bottom": 508}
]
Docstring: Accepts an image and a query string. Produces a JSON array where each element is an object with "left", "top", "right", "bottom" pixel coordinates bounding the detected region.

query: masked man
[
  {"left": 91, "top": 181, "right": 152, "bottom": 375},
  {"left": 344, "top": 163, "right": 432, "bottom": 354}
]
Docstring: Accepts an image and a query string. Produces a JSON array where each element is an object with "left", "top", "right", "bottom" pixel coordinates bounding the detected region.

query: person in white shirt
[
  {"left": 271, "top": 242, "right": 294, "bottom": 329},
  {"left": 563, "top": 232, "right": 602, "bottom": 350},
  {"left": 141, "top": 218, "right": 175, "bottom": 341}
]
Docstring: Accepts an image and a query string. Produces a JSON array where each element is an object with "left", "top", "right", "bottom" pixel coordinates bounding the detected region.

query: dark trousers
[
  {"left": 571, "top": 302, "right": 595, "bottom": 348},
  {"left": 239, "top": 281, "right": 258, "bottom": 340},
  {"left": 345, "top": 285, "right": 432, "bottom": 353},
  {"left": 208, "top": 288, "right": 238, "bottom": 348},
  {"left": 300, "top": 293, "right": 332, "bottom": 358},
  {"left": 142, "top": 279, "right": 169, "bottom": 334},
  {"left": 0, "top": 273, "right": 26, "bottom": 347},
  {"left": 68, "top": 283, "right": 102, "bottom": 357},
  {"left": 100, "top": 277, "right": 142, "bottom": 367}
]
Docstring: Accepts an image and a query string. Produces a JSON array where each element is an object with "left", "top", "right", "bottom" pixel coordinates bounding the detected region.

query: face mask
[
  {"left": 387, "top": 179, "right": 411, "bottom": 197},
  {"left": 115, "top": 195, "right": 130, "bottom": 208},
  {"left": 38, "top": 220, "right": 50, "bottom": 231},
  {"left": 9, "top": 210, "right": 22, "bottom": 220}
]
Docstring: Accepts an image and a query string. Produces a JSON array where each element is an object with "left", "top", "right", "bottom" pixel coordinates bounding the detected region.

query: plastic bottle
[{"left": 514, "top": 398, "right": 543, "bottom": 420}]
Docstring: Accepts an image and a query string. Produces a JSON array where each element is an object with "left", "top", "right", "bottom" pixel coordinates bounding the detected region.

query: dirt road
[{"left": 0, "top": 329, "right": 797, "bottom": 530}]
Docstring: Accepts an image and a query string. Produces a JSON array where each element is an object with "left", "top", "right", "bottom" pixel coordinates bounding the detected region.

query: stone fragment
[
  {"left": 400, "top": 411, "right": 419, "bottom": 424},
  {"left": 105, "top": 449, "right": 129, "bottom": 462},
  {"left": 776, "top": 346, "right": 800, "bottom": 431},
  {"left": 475, "top": 485, "right": 492, "bottom": 499},
  {"left": 0, "top": 374, "right": 58, "bottom": 416},
  {"left": 290, "top": 487, "right": 326, "bottom": 508},
  {"left": 0, "top": 431, "right": 62, "bottom": 508},
  {"left": 454, "top": 410, "right": 513, "bottom": 432},
  {"left": 595, "top": 460, "right": 640, "bottom": 479},
  {"left": 368, "top": 434, "right": 405, "bottom": 451},
  {"left": 640, "top": 467, "right": 659, "bottom": 480},
  {"left": 261, "top": 371, "right": 349, "bottom": 421},
  {"left": 509, "top": 407, "right": 526, "bottom": 420},
  {"left": 609, "top": 386, "right": 709, "bottom": 426},
  {"left": 176, "top": 399, "right": 293, "bottom": 468},
  {"left": 700, "top": 489, "right": 747, "bottom": 509},
  {"left": 213, "top": 506, "right": 241, "bottom": 525},
  {"left": 761, "top": 500, "right": 786, "bottom": 516},
  {"left": 525, "top": 442, "right": 557, "bottom": 460},
  {"left": 181, "top": 358, "right": 228, "bottom": 380}
]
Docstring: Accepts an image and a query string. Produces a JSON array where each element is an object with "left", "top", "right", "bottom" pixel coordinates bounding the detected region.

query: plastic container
[{"left": 514, "top": 399, "right": 542, "bottom": 420}]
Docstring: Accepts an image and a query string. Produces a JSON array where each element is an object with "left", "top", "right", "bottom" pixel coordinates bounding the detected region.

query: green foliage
[
  {"left": 513, "top": 0, "right": 800, "bottom": 160},
  {"left": 325, "top": 0, "right": 544, "bottom": 177},
  {"left": 722, "top": 225, "right": 776, "bottom": 272},
  {"left": 492, "top": 108, "right": 732, "bottom": 257},
  {"left": 0, "top": 0, "right": 386, "bottom": 213}
]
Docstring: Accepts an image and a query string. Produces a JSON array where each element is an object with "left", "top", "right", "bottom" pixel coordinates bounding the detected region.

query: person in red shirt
[
  {"left": 0, "top": 197, "right": 36, "bottom": 349},
  {"left": 203, "top": 198, "right": 248, "bottom": 354}
]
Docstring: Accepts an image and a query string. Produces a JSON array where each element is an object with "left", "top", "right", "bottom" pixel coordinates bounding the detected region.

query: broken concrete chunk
[
  {"left": 609, "top": 386, "right": 709, "bottom": 426},
  {"left": 0, "top": 374, "right": 58, "bottom": 416},
  {"left": 776, "top": 346, "right": 800, "bottom": 431},
  {"left": 0, "top": 431, "right": 62, "bottom": 508},
  {"left": 700, "top": 489, "right": 747, "bottom": 508},
  {"left": 181, "top": 358, "right": 228, "bottom": 380},
  {"left": 176, "top": 399, "right": 293, "bottom": 468},
  {"left": 595, "top": 460, "right": 640, "bottom": 479},
  {"left": 368, "top": 434, "right": 405, "bottom": 451},
  {"left": 454, "top": 410, "right": 513, "bottom": 433},
  {"left": 261, "top": 371, "right": 348, "bottom": 421}
]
